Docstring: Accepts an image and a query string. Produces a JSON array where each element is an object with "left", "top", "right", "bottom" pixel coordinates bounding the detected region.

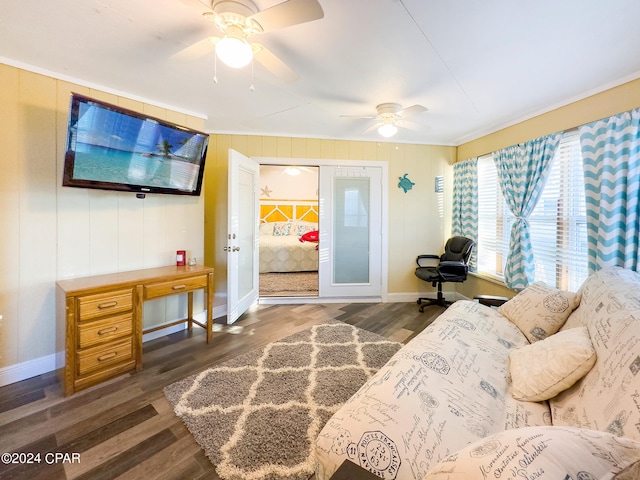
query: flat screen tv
[{"left": 63, "top": 93, "right": 209, "bottom": 196}]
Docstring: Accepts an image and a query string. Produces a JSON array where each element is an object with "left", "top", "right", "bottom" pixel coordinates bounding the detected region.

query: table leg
[
  {"left": 206, "top": 272, "right": 214, "bottom": 343},
  {"left": 187, "top": 291, "right": 194, "bottom": 332}
]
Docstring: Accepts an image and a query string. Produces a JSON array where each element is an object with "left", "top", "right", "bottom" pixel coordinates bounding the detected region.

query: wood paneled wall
[{"left": 0, "top": 64, "right": 205, "bottom": 382}]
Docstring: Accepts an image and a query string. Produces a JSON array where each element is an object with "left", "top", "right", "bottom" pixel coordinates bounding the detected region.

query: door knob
[{"left": 232, "top": 246, "right": 240, "bottom": 252}]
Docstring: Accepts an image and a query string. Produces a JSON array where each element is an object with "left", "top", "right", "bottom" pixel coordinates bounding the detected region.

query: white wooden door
[
  {"left": 227, "top": 149, "right": 259, "bottom": 323},
  {"left": 318, "top": 166, "right": 383, "bottom": 297}
]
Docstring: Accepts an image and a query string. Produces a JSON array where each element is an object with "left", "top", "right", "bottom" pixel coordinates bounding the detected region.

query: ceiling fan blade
[
  {"left": 253, "top": 44, "right": 299, "bottom": 82},
  {"left": 171, "top": 37, "right": 217, "bottom": 62},
  {"left": 400, "top": 120, "right": 427, "bottom": 131},
  {"left": 248, "top": 0, "right": 324, "bottom": 33},
  {"left": 362, "top": 122, "right": 380, "bottom": 135},
  {"left": 401, "top": 104, "right": 428, "bottom": 118},
  {"left": 339, "top": 114, "right": 377, "bottom": 119}
]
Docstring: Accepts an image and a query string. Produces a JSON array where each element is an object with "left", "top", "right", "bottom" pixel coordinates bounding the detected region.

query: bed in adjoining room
[{"left": 259, "top": 220, "right": 318, "bottom": 273}]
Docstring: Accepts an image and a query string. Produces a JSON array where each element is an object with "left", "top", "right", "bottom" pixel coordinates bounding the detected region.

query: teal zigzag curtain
[
  {"left": 452, "top": 158, "right": 478, "bottom": 270},
  {"left": 493, "top": 134, "right": 562, "bottom": 289},
  {"left": 579, "top": 108, "right": 640, "bottom": 273}
]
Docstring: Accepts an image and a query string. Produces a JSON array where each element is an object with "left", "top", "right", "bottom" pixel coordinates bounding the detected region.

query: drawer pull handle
[
  {"left": 98, "top": 326, "right": 118, "bottom": 336},
  {"left": 98, "top": 301, "right": 118, "bottom": 310},
  {"left": 97, "top": 352, "right": 118, "bottom": 362},
  {"left": 172, "top": 284, "right": 187, "bottom": 291}
]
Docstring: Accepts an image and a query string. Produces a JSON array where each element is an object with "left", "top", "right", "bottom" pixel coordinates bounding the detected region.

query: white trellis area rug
[{"left": 163, "top": 321, "right": 401, "bottom": 480}]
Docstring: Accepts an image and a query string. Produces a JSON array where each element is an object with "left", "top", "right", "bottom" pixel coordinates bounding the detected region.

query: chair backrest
[{"left": 441, "top": 236, "right": 474, "bottom": 263}]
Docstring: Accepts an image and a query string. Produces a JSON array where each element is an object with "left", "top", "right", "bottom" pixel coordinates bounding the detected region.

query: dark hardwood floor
[{"left": 0, "top": 302, "right": 444, "bottom": 480}]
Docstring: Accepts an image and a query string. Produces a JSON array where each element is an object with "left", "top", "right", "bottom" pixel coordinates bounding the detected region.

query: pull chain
[{"left": 249, "top": 57, "right": 255, "bottom": 91}]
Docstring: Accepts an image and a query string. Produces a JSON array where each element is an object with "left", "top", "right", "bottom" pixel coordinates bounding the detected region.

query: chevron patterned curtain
[
  {"left": 493, "top": 134, "right": 562, "bottom": 289},
  {"left": 452, "top": 158, "right": 478, "bottom": 270},
  {"left": 579, "top": 108, "right": 640, "bottom": 273}
]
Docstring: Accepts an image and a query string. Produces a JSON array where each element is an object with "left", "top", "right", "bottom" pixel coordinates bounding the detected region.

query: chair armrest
[
  {"left": 416, "top": 254, "right": 439, "bottom": 267},
  {"left": 437, "top": 260, "right": 468, "bottom": 279},
  {"left": 474, "top": 294, "right": 510, "bottom": 308}
]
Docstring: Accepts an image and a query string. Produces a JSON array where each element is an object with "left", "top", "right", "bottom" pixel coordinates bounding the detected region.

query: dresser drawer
[
  {"left": 144, "top": 275, "right": 208, "bottom": 299},
  {"left": 78, "top": 313, "right": 133, "bottom": 349},
  {"left": 78, "top": 289, "right": 133, "bottom": 321},
  {"left": 77, "top": 338, "right": 133, "bottom": 377}
]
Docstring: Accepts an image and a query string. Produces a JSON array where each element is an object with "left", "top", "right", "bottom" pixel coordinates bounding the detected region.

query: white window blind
[
  {"left": 477, "top": 155, "right": 512, "bottom": 278},
  {"left": 476, "top": 132, "right": 588, "bottom": 290},
  {"left": 528, "top": 131, "right": 588, "bottom": 290}
]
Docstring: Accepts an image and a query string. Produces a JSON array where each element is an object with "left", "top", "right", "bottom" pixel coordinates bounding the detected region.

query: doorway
[
  {"left": 226, "top": 152, "right": 389, "bottom": 321},
  {"left": 257, "top": 158, "right": 388, "bottom": 302},
  {"left": 258, "top": 164, "right": 319, "bottom": 297}
]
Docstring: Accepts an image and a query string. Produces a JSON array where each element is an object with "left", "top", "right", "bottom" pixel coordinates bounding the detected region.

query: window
[{"left": 476, "top": 132, "right": 588, "bottom": 290}]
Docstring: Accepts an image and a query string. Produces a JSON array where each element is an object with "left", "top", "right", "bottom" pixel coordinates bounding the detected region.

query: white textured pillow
[
  {"left": 498, "top": 281, "right": 578, "bottom": 342},
  {"left": 509, "top": 326, "right": 596, "bottom": 402},
  {"left": 259, "top": 222, "right": 274, "bottom": 235},
  {"left": 424, "top": 426, "right": 640, "bottom": 480}
]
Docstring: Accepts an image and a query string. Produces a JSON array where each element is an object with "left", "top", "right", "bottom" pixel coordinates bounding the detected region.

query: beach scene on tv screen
[{"left": 71, "top": 102, "right": 207, "bottom": 191}]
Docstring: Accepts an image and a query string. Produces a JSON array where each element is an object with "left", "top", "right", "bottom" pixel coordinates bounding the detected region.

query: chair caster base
[{"left": 417, "top": 297, "right": 452, "bottom": 312}]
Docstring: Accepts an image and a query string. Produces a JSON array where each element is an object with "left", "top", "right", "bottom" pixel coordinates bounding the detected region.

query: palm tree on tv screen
[{"left": 157, "top": 140, "right": 174, "bottom": 158}]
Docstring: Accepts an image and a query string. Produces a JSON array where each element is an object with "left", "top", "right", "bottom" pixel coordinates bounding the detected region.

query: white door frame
[{"left": 256, "top": 157, "right": 388, "bottom": 303}]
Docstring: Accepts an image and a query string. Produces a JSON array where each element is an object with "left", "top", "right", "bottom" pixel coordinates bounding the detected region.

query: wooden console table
[{"left": 56, "top": 265, "right": 214, "bottom": 396}]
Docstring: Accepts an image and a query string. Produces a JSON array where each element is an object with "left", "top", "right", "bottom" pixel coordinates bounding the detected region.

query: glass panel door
[{"left": 319, "top": 166, "right": 382, "bottom": 297}]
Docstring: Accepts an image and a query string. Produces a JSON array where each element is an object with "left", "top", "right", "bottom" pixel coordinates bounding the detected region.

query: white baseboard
[
  {"left": 0, "top": 310, "right": 211, "bottom": 388},
  {"left": 0, "top": 353, "right": 58, "bottom": 388}
]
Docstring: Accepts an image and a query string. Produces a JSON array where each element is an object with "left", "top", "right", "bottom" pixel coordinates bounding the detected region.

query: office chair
[{"left": 415, "top": 236, "right": 475, "bottom": 312}]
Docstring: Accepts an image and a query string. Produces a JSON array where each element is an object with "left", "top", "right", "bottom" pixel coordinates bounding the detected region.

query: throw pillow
[
  {"left": 498, "top": 281, "right": 578, "bottom": 342},
  {"left": 272, "top": 222, "right": 291, "bottom": 236},
  {"left": 297, "top": 223, "right": 316, "bottom": 236},
  {"left": 509, "top": 326, "right": 596, "bottom": 402},
  {"left": 615, "top": 460, "right": 640, "bottom": 480},
  {"left": 424, "top": 426, "right": 640, "bottom": 480}
]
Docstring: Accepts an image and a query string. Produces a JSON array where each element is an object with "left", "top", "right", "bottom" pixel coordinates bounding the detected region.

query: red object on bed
[{"left": 300, "top": 230, "right": 319, "bottom": 249}]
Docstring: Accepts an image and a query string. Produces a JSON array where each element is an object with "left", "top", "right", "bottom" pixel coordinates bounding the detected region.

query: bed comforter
[{"left": 259, "top": 234, "right": 318, "bottom": 273}]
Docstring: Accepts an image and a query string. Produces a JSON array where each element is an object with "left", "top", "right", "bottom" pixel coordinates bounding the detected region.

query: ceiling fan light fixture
[
  {"left": 215, "top": 27, "right": 253, "bottom": 68},
  {"left": 378, "top": 118, "right": 398, "bottom": 138}
]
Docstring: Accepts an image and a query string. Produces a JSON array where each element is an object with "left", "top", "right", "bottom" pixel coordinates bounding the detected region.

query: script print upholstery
[
  {"left": 315, "top": 301, "right": 550, "bottom": 480},
  {"left": 424, "top": 426, "right": 640, "bottom": 479},
  {"left": 550, "top": 267, "right": 640, "bottom": 442}
]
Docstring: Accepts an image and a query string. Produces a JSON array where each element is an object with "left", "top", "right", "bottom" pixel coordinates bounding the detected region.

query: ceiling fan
[
  {"left": 341, "top": 103, "right": 428, "bottom": 138},
  {"left": 182, "top": 0, "right": 324, "bottom": 82}
]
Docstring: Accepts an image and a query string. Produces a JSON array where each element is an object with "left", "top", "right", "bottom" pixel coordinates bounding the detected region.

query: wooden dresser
[{"left": 56, "top": 265, "right": 214, "bottom": 396}]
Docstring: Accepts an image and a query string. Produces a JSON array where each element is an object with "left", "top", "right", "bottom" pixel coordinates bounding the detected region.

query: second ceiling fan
[{"left": 341, "top": 103, "right": 429, "bottom": 138}]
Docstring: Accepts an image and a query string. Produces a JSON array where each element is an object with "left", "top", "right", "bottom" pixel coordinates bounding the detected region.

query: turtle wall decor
[{"left": 398, "top": 173, "right": 415, "bottom": 193}]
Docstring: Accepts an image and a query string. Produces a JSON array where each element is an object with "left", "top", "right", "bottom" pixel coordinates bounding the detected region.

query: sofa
[{"left": 315, "top": 267, "right": 640, "bottom": 480}]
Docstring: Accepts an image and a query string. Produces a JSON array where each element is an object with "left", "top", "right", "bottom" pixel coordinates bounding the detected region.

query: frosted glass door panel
[
  {"left": 333, "top": 178, "right": 370, "bottom": 283},
  {"left": 319, "top": 166, "right": 382, "bottom": 298}
]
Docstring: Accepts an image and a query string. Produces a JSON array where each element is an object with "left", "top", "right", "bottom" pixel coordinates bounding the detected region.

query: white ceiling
[{"left": 2, "top": 0, "right": 640, "bottom": 145}]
